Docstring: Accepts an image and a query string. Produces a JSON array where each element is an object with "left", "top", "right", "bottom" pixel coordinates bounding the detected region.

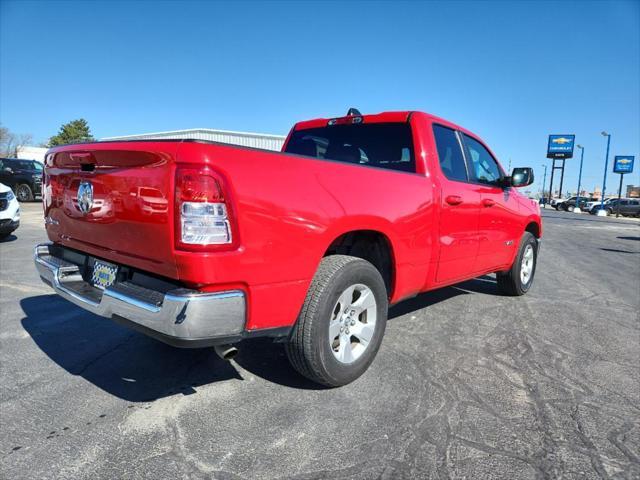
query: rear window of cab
[{"left": 285, "top": 123, "right": 416, "bottom": 173}]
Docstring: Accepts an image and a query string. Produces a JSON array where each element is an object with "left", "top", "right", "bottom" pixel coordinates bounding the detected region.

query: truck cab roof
[{"left": 293, "top": 110, "right": 469, "bottom": 134}]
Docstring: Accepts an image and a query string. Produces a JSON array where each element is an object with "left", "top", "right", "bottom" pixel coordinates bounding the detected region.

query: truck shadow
[
  {"left": 0, "top": 234, "right": 18, "bottom": 243},
  {"left": 20, "top": 295, "right": 245, "bottom": 401},
  {"left": 388, "top": 275, "right": 497, "bottom": 320},
  {"left": 21, "top": 276, "right": 498, "bottom": 396}
]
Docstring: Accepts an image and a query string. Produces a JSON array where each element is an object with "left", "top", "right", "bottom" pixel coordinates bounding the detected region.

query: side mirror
[
  {"left": 510, "top": 167, "right": 534, "bottom": 188},
  {"left": 3, "top": 167, "right": 13, "bottom": 174}
]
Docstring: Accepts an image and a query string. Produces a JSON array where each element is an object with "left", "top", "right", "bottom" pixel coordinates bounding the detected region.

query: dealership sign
[
  {"left": 547, "top": 134, "right": 575, "bottom": 159},
  {"left": 613, "top": 156, "right": 634, "bottom": 174}
]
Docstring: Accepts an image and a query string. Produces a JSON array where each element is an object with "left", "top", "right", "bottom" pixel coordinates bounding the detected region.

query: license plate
[{"left": 91, "top": 260, "right": 118, "bottom": 289}]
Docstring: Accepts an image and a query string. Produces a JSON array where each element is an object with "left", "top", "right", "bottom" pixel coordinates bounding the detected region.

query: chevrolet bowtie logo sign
[
  {"left": 613, "top": 156, "right": 635, "bottom": 174},
  {"left": 547, "top": 134, "right": 575, "bottom": 159}
]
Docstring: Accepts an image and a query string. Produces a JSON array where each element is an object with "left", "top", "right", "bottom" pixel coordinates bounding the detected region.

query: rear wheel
[
  {"left": 16, "top": 184, "right": 33, "bottom": 202},
  {"left": 496, "top": 232, "right": 538, "bottom": 296},
  {"left": 285, "top": 255, "right": 388, "bottom": 387}
]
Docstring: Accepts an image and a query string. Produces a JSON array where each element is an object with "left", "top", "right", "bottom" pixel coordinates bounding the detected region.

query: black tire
[
  {"left": 0, "top": 233, "right": 10, "bottom": 240},
  {"left": 496, "top": 232, "right": 538, "bottom": 296},
  {"left": 15, "top": 184, "right": 34, "bottom": 202},
  {"left": 285, "top": 255, "right": 388, "bottom": 387}
]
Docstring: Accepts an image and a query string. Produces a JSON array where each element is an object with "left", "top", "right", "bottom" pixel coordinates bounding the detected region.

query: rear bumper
[{"left": 34, "top": 243, "right": 248, "bottom": 347}]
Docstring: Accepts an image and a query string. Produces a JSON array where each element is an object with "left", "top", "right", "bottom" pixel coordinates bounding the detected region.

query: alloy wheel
[{"left": 328, "top": 284, "right": 377, "bottom": 364}]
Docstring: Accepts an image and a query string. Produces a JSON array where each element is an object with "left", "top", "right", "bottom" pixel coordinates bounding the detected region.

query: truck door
[
  {"left": 432, "top": 125, "right": 481, "bottom": 284},
  {"left": 461, "top": 134, "right": 521, "bottom": 272}
]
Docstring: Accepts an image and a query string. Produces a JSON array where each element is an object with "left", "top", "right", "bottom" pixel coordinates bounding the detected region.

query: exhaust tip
[{"left": 214, "top": 344, "right": 238, "bottom": 361}]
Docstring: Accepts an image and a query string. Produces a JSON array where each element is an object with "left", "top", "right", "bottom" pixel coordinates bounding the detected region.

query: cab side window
[
  {"left": 463, "top": 134, "right": 502, "bottom": 185},
  {"left": 433, "top": 125, "right": 468, "bottom": 182}
]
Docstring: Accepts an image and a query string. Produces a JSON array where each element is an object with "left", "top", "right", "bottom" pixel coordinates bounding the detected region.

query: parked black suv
[
  {"left": 0, "top": 158, "right": 43, "bottom": 201},
  {"left": 591, "top": 198, "right": 640, "bottom": 217},
  {"left": 561, "top": 196, "right": 598, "bottom": 211},
  {"left": 610, "top": 198, "right": 640, "bottom": 217}
]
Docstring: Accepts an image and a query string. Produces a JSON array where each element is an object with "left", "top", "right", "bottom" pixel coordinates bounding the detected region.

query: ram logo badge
[{"left": 77, "top": 181, "right": 94, "bottom": 215}]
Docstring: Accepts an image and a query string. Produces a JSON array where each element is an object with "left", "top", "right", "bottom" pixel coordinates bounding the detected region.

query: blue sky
[{"left": 1, "top": 0, "right": 638, "bottom": 195}]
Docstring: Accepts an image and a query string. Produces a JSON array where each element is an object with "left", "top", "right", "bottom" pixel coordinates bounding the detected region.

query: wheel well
[
  {"left": 324, "top": 230, "right": 394, "bottom": 295},
  {"left": 525, "top": 222, "right": 540, "bottom": 238}
]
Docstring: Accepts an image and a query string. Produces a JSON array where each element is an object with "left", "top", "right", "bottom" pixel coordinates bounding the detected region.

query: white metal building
[
  {"left": 16, "top": 145, "right": 47, "bottom": 163},
  {"left": 101, "top": 128, "right": 286, "bottom": 151}
]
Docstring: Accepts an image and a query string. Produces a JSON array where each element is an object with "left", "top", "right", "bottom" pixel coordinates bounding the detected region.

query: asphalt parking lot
[{"left": 1, "top": 203, "right": 639, "bottom": 480}]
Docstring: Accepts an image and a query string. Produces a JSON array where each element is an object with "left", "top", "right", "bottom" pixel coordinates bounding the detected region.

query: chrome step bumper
[{"left": 34, "top": 243, "right": 246, "bottom": 346}]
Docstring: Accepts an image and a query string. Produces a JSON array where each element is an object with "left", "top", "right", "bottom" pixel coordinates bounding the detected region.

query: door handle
[
  {"left": 482, "top": 198, "right": 496, "bottom": 207},
  {"left": 445, "top": 195, "right": 463, "bottom": 206}
]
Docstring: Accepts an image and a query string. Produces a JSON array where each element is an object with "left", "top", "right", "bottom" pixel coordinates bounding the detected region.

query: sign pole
[
  {"left": 575, "top": 145, "right": 584, "bottom": 212},
  {"left": 541, "top": 164, "right": 547, "bottom": 207},
  {"left": 558, "top": 158, "right": 566, "bottom": 199},
  {"left": 548, "top": 159, "right": 556, "bottom": 203},
  {"left": 598, "top": 133, "right": 611, "bottom": 212},
  {"left": 616, "top": 173, "right": 624, "bottom": 218}
]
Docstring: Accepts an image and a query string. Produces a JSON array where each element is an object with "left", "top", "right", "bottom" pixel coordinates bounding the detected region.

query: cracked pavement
[{"left": 1, "top": 204, "right": 639, "bottom": 479}]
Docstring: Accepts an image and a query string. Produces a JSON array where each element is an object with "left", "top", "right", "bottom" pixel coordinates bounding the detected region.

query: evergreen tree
[{"left": 48, "top": 119, "right": 94, "bottom": 146}]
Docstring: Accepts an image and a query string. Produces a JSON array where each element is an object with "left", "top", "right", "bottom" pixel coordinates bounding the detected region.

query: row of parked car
[
  {"left": 0, "top": 156, "right": 46, "bottom": 238},
  {"left": 551, "top": 195, "right": 640, "bottom": 217}
]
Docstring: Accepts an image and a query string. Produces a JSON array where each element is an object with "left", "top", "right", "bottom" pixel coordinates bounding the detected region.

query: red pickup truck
[{"left": 35, "top": 109, "right": 541, "bottom": 386}]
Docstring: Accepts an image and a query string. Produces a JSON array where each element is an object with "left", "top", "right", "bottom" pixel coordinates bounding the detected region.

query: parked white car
[
  {"left": 0, "top": 182, "right": 20, "bottom": 239},
  {"left": 584, "top": 198, "right": 613, "bottom": 212},
  {"left": 549, "top": 197, "right": 566, "bottom": 208}
]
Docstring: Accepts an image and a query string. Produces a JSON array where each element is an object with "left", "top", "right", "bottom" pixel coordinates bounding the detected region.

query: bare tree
[
  {"left": 0, "top": 126, "right": 10, "bottom": 155},
  {"left": 0, "top": 124, "right": 34, "bottom": 157}
]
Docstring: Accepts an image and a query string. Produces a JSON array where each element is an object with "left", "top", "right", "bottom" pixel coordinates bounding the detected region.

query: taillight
[{"left": 175, "top": 167, "right": 236, "bottom": 250}]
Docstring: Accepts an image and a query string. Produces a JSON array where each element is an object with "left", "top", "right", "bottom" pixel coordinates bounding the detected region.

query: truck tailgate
[{"left": 44, "top": 142, "right": 180, "bottom": 279}]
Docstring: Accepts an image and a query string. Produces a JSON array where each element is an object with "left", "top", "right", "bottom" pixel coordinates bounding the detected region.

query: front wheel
[
  {"left": 285, "top": 255, "right": 388, "bottom": 387},
  {"left": 496, "top": 232, "right": 538, "bottom": 296},
  {"left": 15, "top": 184, "right": 34, "bottom": 202}
]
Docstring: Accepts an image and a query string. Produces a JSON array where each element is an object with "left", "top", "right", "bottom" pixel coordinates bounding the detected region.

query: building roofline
[{"left": 101, "top": 128, "right": 286, "bottom": 141}]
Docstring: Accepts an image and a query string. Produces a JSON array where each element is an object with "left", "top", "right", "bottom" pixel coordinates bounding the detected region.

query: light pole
[
  {"left": 574, "top": 145, "right": 584, "bottom": 212},
  {"left": 541, "top": 164, "right": 548, "bottom": 208},
  {"left": 597, "top": 132, "right": 611, "bottom": 216}
]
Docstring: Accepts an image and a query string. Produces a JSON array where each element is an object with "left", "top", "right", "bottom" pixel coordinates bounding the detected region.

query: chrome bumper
[{"left": 34, "top": 243, "right": 246, "bottom": 346}]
